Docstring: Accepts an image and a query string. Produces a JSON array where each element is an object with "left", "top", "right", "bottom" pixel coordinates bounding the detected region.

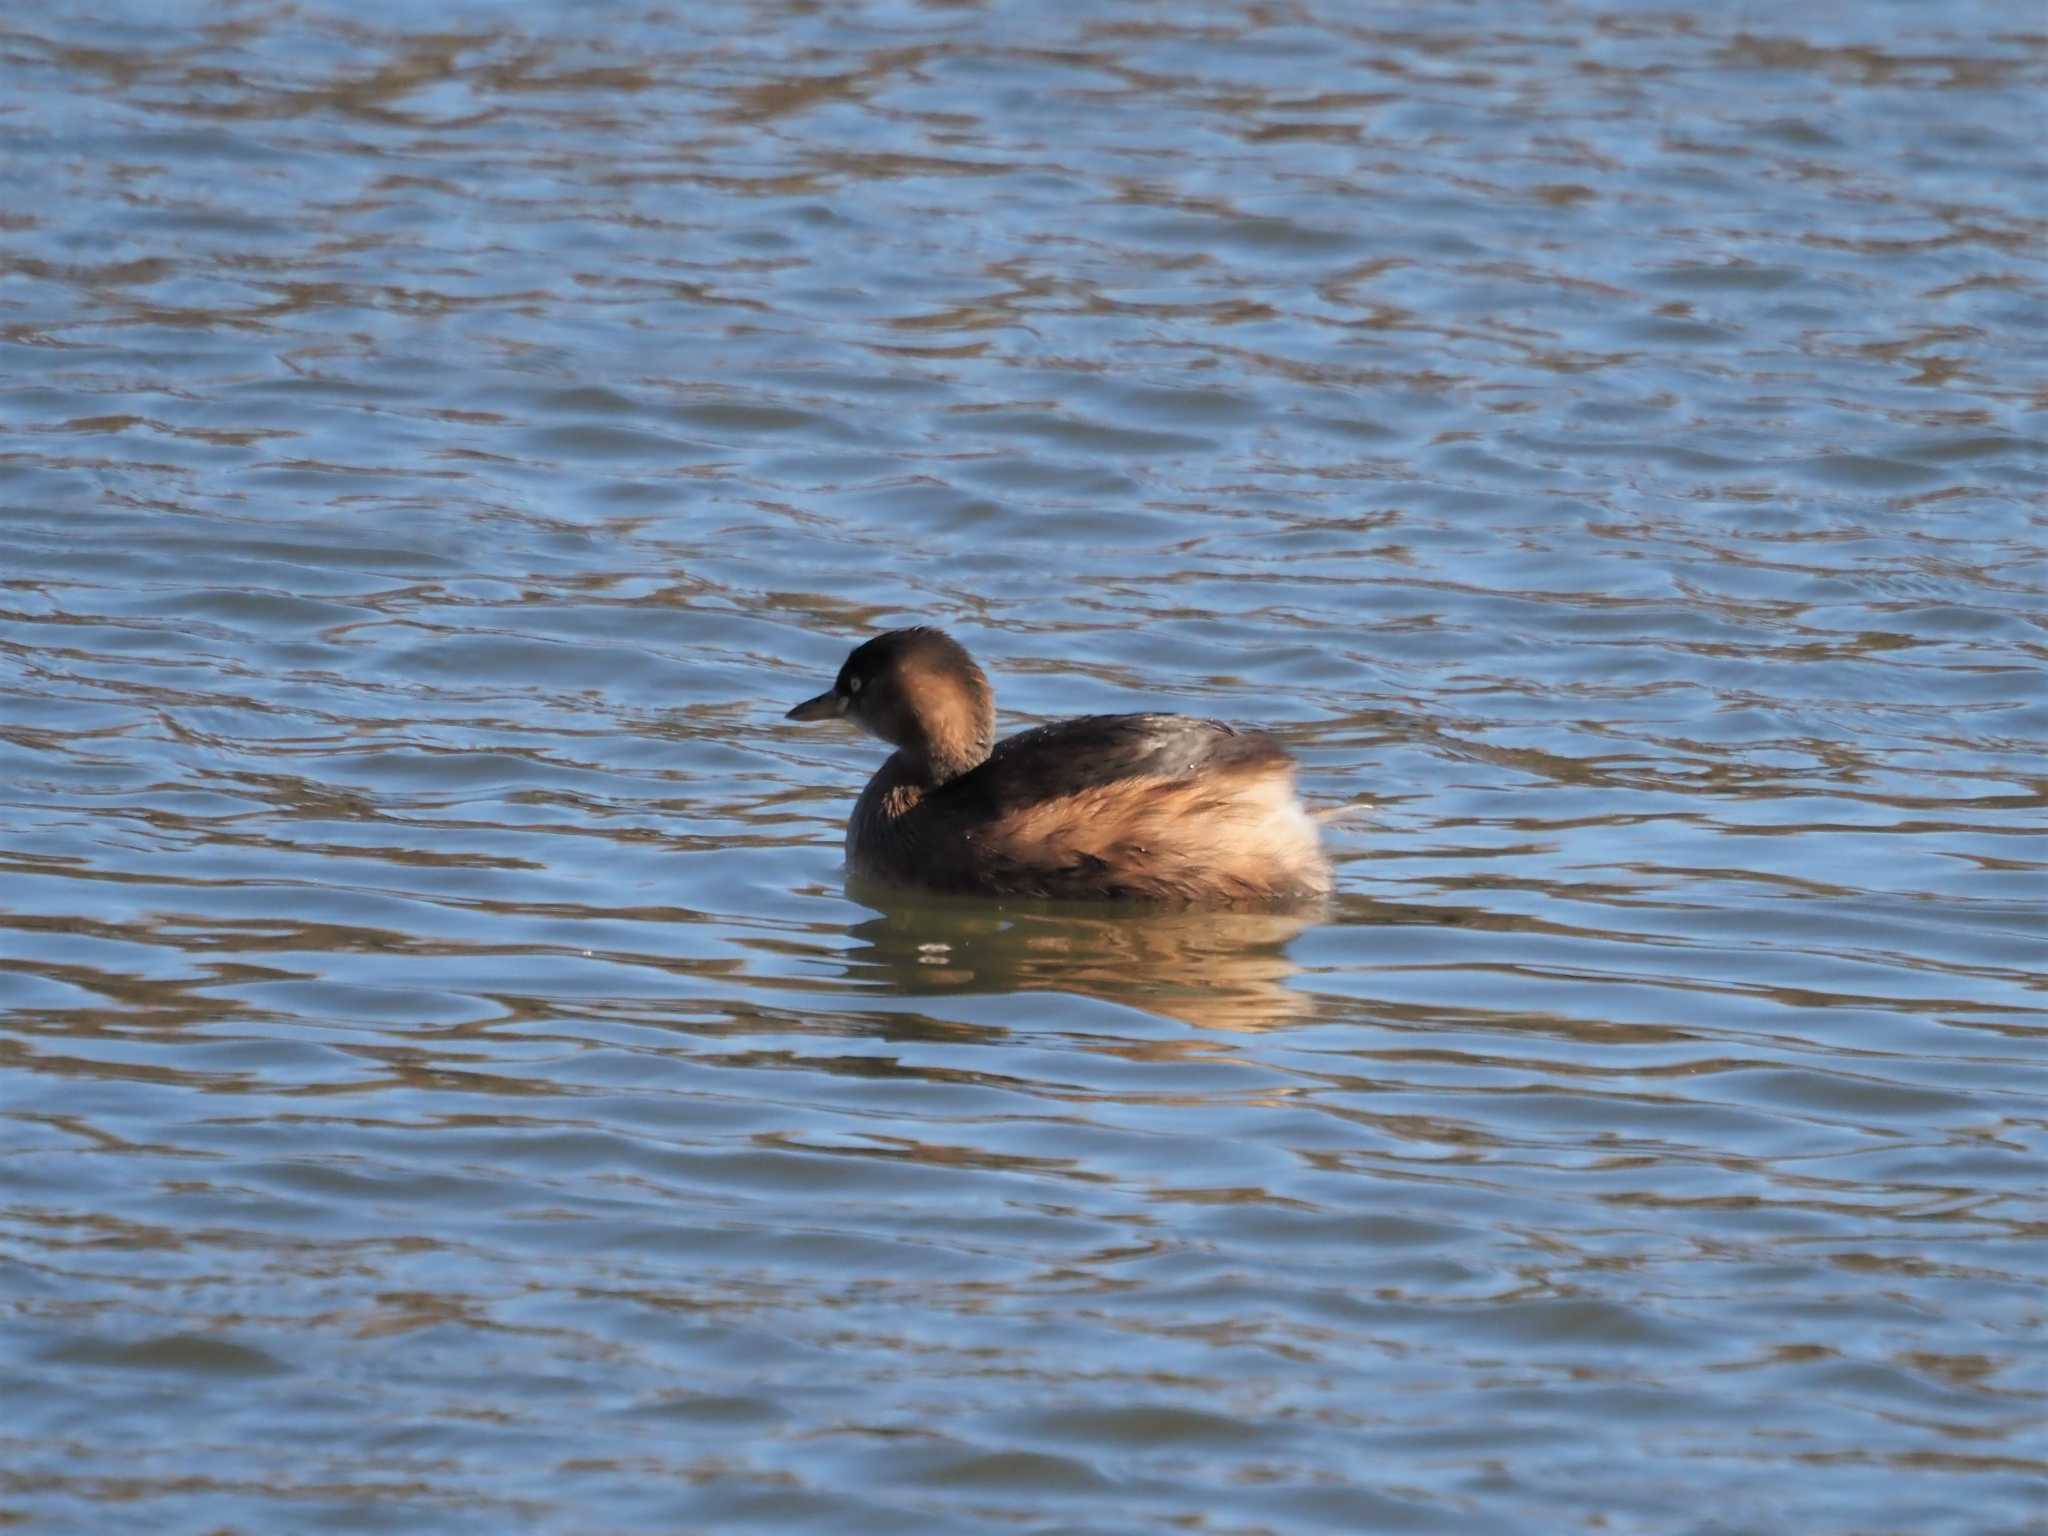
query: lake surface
[{"left": 3, "top": 3, "right": 2045, "bottom": 1532}]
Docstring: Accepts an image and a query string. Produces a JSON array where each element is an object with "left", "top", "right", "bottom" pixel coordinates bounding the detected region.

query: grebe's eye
[{"left": 846, "top": 675, "right": 863, "bottom": 695}]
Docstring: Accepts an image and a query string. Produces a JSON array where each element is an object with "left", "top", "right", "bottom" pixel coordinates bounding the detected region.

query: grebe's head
[{"left": 787, "top": 626, "right": 995, "bottom": 782}]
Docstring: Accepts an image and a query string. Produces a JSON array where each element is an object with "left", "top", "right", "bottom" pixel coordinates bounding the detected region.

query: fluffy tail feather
[{"left": 1312, "top": 798, "right": 1376, "bottom": 827}]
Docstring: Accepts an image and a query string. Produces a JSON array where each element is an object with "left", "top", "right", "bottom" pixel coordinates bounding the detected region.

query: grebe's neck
[{"left": 899, "top": 662, "right": 995, "bottom": 786}]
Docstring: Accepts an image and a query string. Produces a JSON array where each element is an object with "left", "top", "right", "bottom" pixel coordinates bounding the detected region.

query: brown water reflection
[{"left": 841, "top": 888, "right": 1321, "bottom": 1032}]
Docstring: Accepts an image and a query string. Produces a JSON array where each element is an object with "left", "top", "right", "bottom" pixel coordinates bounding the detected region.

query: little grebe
[{"left": 787, "top": 628, "right": 1331, "bottom": 906}]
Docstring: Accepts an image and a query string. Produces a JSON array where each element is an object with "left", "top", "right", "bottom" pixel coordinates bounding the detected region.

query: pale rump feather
[{"left": 989, "top": 770, "right": 1320, "bottom": 882}]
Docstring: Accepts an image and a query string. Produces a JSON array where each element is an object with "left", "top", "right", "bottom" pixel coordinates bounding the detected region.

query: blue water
[{"left": 2, "top": 3, "right": 2045, "bottom": 1533}]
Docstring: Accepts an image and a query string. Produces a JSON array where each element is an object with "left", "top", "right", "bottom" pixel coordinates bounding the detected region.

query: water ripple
[{"left": 2, "top": 3, "right": 2045, "bottom": 1534}]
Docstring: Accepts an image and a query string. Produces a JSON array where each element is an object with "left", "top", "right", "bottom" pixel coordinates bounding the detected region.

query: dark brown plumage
[{"left": 787, "top": 627, "right": 1332, "bottom": 907}]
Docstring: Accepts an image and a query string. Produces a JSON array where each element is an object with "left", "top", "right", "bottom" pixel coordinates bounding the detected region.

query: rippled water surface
[{"left": 4, "top": 2, "right": 2046, "bottom": 1531}]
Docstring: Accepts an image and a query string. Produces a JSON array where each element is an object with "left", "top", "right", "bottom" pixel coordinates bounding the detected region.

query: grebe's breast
[{"left": 850, "top": 714, "right": 1330, "bottom": 907}]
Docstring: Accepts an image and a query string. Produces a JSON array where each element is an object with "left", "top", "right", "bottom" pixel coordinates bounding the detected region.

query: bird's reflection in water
[{"left": 838, "top": 879, "right": 1321, "bottom": 1032}]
